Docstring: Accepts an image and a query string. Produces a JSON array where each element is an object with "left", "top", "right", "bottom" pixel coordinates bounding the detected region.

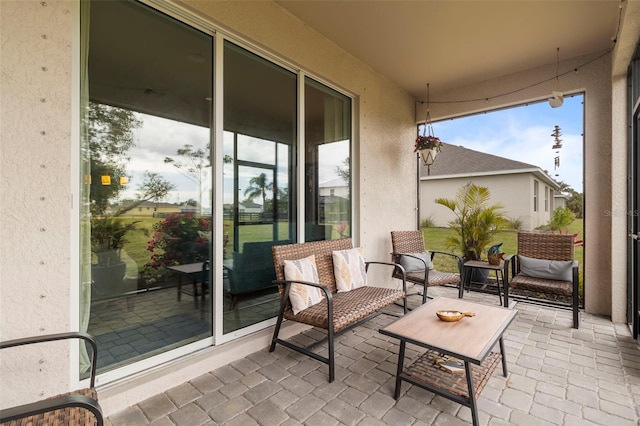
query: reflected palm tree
[{"left": 244, "top": 173, "right": 272, "bottom": 207}]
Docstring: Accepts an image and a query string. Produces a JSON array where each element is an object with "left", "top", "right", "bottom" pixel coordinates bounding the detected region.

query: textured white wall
[
  {"left": 417, "top": 52, "right": 614, "bottom": 317},
  {"left": 421, "top": 173, "right": 539, "bottom": 231},
  {"left": 0, "top": 0, "right": 76, "bottom": 407}
]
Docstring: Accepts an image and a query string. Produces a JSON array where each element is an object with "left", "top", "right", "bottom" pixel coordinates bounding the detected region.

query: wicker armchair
[
  {"left": 390, "top": 231, "right": 463, "bottom": 303},
  {"left": 0, "top": 332, "right": 103, "bottom": 426},
  {"left": 504, "top": 232, "right": 580, "bottom": 328}
]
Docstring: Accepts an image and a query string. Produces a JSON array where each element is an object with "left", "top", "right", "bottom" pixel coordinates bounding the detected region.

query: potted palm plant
[
  {"left": 435, "top": 183, "right": 507, "bottom": 282},
  {"left": 90, "top": 216, "right": 140, "bottom": 295}
]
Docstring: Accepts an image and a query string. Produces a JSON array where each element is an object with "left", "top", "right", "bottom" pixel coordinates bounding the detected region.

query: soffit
[{"left": 276, "top": 1, "right": 621, "bottom": 100}]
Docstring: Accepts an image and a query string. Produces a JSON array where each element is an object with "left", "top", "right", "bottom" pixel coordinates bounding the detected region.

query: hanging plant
[
  {"left": 414, "top": 135, "right": 443, "bottom": 152},
  {"left": 415, "top": 83, "right": 444, "bottom": 167}
]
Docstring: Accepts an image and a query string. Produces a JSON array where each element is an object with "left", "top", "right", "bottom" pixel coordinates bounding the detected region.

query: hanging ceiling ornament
[
  {"left": 549, "top": 47, "right": 564, "bottom": 108},
  {"left": 415, "top": 83, "right": 443, "bottom": 170}
]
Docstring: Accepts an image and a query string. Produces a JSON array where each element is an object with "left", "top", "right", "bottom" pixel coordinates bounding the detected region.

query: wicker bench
[{"left": 269, "top": 238, "right": 407, "bottom": 382}]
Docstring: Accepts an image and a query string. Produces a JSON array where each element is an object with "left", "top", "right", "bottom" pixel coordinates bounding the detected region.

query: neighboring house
[
  {"left": 319, "top": 177, "right": 349, "bottom": 198},
  {"left": 238, "top": 201, "right": 262, "bottom": 214},
  {"left": 113, "top": 200, "right": 181, "bottom": 217},
  {"left": 420, "top": 143, "right": 562, "bottom": 230},
  {"left": 554, "top": 193, "right": 568, "bottom": 210},
  {"left": 319, "top": 178, "right": 350, "bottom": 223}
]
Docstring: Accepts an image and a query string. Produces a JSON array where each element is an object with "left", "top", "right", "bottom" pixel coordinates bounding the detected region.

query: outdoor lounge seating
[
  {"left": 390, "top": 230, "right": 463, "bottom": 303},
  {"left": 269, "top": 238, "right": 407, "bottom": 382},
  {"left": 224, "top": 241, "right": 288, "bottom": 310},
  {"left": 0, "top": 332, "right": 103, "bottom": 426},
  {"left": 504, "top": 231, "right": 580, "bottom": 328}
]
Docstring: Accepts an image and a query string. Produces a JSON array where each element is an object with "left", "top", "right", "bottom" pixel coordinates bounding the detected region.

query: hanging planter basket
[{"left": 418, "top": 147, "right": 438, "bottom": 166}]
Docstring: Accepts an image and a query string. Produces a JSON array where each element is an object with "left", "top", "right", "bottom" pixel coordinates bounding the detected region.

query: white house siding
[
  {"left": 421, "top": 173, "right": 548, "bottom": 232},
  {"left": 0, "top": 0, "right": 415, "bottom": 414}
]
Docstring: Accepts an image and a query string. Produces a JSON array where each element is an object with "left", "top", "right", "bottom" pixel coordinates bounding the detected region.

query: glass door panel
[
  {"left": 223, "top": 42, "right": 297, "bottom": 333},
  {"left": 304, "top": 78, "right": 352, "bottom": 241},
  {"left": 81, "top": 0, "right": 213, "bottom": 375}
]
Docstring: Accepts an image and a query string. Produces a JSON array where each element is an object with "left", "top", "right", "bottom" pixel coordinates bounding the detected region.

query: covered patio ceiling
[{"left": 276, "top": 1, "right": 622, "bottom": 101}]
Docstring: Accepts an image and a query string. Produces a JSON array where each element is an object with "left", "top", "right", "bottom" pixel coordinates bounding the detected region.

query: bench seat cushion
[
  {"left": 509, "top": 274, "right": 572, "bottom": 296},
  {"left": 283, "top": 286, "right": 404, "bottom": 333}
]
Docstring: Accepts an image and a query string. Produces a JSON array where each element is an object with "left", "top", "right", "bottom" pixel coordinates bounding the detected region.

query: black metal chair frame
[{"left": 0, "top": 332, "right": 104, "bottom": 425}]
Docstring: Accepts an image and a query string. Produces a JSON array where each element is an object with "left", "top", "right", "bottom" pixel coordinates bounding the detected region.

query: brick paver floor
[{"left": 106, "top": 287, "right": 640, "bottom": 425}]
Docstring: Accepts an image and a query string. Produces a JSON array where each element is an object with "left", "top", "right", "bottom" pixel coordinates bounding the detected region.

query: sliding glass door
[
  {"left": 81, "top": 0, "right": 214, "bottom": 374},
  {"left": 80, "top": 0, "right": 354, "bottom": 377},
  {"left": 222, "top": 42, "right": 296, "bottom": 333}
]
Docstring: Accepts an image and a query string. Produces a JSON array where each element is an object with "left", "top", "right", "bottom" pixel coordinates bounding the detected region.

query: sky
[
  {"left": 115, "top": 93, "right": 583, "bottom": 206},
  {"left": 429, "top": 94, "right": 584, "bottom": 193}
]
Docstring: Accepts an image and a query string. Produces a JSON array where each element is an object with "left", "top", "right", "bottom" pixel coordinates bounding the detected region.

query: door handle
[{"left": 630, "top": 233, "right": 639, "bottom": 240}]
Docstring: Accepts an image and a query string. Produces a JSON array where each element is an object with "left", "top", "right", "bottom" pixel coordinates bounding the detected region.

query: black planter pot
[
  {"left": 91, "top": 262, "right": 127, "bottom": 301},
  {"left": 469, "top": 267, "right": 490, "bottom": 284}
]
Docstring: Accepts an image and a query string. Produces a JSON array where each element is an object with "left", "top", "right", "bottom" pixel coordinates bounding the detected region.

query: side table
[{"left": 461, "top": 260, "right": 507, "bottom": 305}]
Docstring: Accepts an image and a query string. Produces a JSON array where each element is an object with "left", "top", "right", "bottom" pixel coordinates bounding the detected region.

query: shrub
[
  {"left": 144, "top": 213, "right": 210, "bottom": 272},
  {"left": 549, "top": 207, "right": 575, "bottom": 229},
  {"left": 420, "top": 216, "right": 436, "bottom": 228},
  {"left": 505, "top": 216, "right": 523, "bottom": 231}
]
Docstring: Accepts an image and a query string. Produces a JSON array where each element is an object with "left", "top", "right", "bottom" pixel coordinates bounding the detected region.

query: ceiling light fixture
[{"left": 548, "top": 47, "right": 563, "bottom": 108}]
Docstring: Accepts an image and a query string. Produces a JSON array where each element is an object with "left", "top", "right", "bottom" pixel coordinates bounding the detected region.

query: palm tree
[
  {"left": 244, "top": 173, "right": 272, "bottom": 207},
  {"left": 435, "top": 183, "right": 507, "bottom": 261}
]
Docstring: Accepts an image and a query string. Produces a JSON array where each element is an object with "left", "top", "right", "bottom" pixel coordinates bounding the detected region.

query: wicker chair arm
[
  {"left": 0, "top": 332, "right": 103, "bottom": 425},
  {"left": 428, "top": 250, "right": 464, "bottom": 273},
  {"left": 365, "top": 261, "right": 408, "bottom": 293},
  {"left": 0, "top": 332, "right": 98, "bottom": 387},
  {"left": 391, "top": 252, "right": 428, "bottom": 267},
  {"left": 0, "top": 394, "right": 103, "bottom": 426},
  {"left": 272, "top": 279, "right": 333, "bottom": 300}
]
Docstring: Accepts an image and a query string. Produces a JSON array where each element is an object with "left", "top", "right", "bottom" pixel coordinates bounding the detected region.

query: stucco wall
[
  {"left": 417, "top": 52, "right": 613, "bottom": 317},
  {"left": 0, "top": 0, "right": 77, "bottom": 406}
]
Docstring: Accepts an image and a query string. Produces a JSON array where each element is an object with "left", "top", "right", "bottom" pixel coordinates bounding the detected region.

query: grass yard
[
  {"left": 118, "top": 215, "right": 583, "bottom": 293},
  {"left": 423, "top": 219, "right": 584, "bottom": 293}
]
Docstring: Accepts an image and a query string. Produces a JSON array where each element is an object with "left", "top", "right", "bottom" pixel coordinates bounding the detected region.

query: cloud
[{"left": 433, "top": 96, "right": 584, "bottom": 192}]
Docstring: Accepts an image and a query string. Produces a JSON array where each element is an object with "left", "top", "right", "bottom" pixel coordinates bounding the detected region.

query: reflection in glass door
[
  {"left": 81, "top": 0, "right": 213, "bottom": 375},
  {"left": 223, "top": 42, "right": 297, "bottom": 333}
]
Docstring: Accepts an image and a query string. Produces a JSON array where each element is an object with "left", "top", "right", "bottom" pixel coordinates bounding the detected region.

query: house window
[
  {"left": 544, "top": 186, "right": 549, "bottom": 212},
  {"left": 80, "top": 0, "right": 354, "bottom": 377},
  {"left": 534, "top": 180, "right": 539, "bottom": 212}
]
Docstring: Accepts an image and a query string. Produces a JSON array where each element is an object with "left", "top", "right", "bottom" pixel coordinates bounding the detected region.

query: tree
[
  {"left": 553, "top": 179, "right": 583, "bottom": 218},
  {"left": 335, "top": 157, "right": 350, "bottom": 183},
  {"left": 87, "top": 102, "right": 142, "bottom": 214},
  {"left": 243, "top": 173, "right": 272, "bottom": 207},
  {"left": 164, "top": 144, "right": 208, "bottom": 185},
  {"left": 113, "top": 172, "right": 175, "bottom": 216},
  {"left": 435, "top": 183, "right": 508, "bottom": 261}
]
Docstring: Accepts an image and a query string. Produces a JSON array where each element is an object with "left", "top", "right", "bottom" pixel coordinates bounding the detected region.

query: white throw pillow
[
  {"left": 399, "top": 251, "right": 434, "bottom": 272},
  {"left": 518, "top": 255, "right": 573, "bottom": 282},
  {"left": 332, "top": 247, "right": 367, "bottom": 292},
  {"left": 284, "top": 255, "right": 323, "bottom": 315}
]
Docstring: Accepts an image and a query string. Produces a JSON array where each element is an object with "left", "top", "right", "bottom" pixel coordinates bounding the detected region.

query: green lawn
[
  {"left": 120, "top": 216, "right": 584, "bottom": 288},
  {"left": 423, "top": 219, "right": 584, "bottom": 290}
]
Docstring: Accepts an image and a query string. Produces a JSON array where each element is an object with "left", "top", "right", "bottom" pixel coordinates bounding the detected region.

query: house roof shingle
[
  {"left": 421, "top": 142, "right": 561, "bottom": 190},
  {"left": 423, "top": 142, "right": 537, "bottom": 177}
]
